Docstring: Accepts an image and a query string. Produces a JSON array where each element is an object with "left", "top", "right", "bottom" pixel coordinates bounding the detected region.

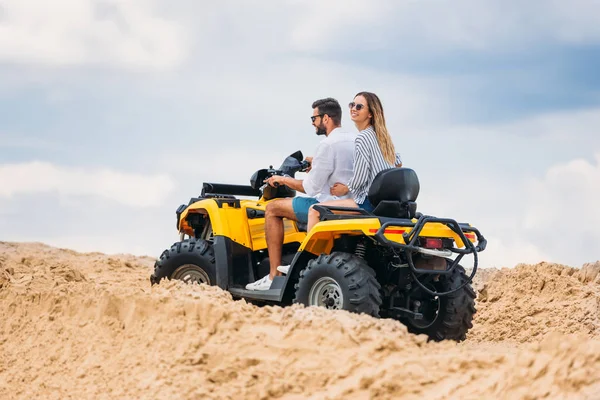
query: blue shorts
[
  {"left": 357, "top": 197, "right": 375, "bottom": 213},
  {"left": 292, "top": 197, "right": 320, "bottom": 224}
]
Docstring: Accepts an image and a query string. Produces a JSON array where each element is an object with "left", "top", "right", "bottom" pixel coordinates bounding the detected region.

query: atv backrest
[{"left": 368, "top": 167, "right": 420, "bottom": 207}]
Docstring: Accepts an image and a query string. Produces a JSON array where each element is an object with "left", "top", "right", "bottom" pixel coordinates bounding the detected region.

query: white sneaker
[
  {"left": 277, "top": 265, "right": 290, "bottom": 274},
  {"left": 245, "top": 274, "right": 273, "bottom": 291}
]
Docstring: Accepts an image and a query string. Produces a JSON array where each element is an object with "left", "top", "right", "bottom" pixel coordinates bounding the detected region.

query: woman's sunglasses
[{"left": 349, "top": 102, "right": 366, "bottom": 111}]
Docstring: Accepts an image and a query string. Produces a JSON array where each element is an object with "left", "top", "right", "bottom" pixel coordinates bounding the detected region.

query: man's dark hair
[{"left": 312, "top": 97, "right": 342, "bottom": 126}]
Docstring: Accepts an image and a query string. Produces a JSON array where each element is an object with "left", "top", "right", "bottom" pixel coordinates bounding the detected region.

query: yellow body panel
[
  {"left": 179, "top": 198, "right": 306, "bottom": 250},
  {"left": 247, "top": 217, "right": 305, "bottom": 250},
  {"left": 299, "top": 218, "right": 474, "bottom": 255},
  {"left": 179, "top": 198, "right": 475, "bottom": 254}
]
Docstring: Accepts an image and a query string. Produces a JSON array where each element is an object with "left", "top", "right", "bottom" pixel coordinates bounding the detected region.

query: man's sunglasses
[
  {"left": 311, "top": 114, "right": 324, "bottom": 123},
  {"left": 349, "top": 102, "right": 366, "bottom": 111}
]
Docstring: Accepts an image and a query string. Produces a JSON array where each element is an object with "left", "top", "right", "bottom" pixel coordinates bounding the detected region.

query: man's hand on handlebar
[
  {"left": 264, "top": 175, "right": 287, "bottom": 187},
  {"left": 304, "top": 157, "right": 313, "bottom": 173}
]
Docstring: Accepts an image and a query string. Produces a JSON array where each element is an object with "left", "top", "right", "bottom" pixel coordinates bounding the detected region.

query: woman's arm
[{"left": 347, "top": 137, "right": 371, "bottom": 197}]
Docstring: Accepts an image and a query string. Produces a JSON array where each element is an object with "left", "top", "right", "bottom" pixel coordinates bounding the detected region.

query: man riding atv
[
  {"left": 245, "top": 97, "right": 355, "bottom": 291},
  {"left": 150, "top": 95, "right": 487, "bottom": 343}
]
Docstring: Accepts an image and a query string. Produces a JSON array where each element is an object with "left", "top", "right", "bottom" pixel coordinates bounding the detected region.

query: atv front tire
[
  {"left": 150, "top": 240, "right": 216, "bottom": 286},
  {"left": 293, "top": 252, "right": 382, "bottom": 317},
  {"left": 405, "top": 264, "right": 476, "bottom": 342}
]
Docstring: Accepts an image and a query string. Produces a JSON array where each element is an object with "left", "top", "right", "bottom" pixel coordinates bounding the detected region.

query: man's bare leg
[
  {"left": 307, "top": 198, "right": 358, "bottom": 232},
  {"left": 265, "top": 198, "right": 297, "bottom": 279}
]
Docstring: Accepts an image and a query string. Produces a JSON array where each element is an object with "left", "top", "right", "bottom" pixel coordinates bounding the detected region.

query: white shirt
[{"left": 302, "top": 127, "right": 355, "bottom": 202}]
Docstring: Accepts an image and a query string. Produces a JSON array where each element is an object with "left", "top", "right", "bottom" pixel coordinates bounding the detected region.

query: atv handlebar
[{"left": 265, "top": 160, "right": 311, "bottom": 188}]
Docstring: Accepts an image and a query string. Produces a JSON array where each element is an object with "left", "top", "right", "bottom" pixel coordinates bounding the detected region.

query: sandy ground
[{"left": 1, "top": 241, "right": 599, "bottom": 399}]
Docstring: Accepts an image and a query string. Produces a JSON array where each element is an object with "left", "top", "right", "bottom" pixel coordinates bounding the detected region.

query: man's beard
[{"left": 315, "top": 123, "right": 327, "bottom": 136}]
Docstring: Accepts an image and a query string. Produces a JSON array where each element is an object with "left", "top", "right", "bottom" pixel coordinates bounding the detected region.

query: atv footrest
[
  {"left": 229, "top": 287, "right": 282, "bottom": 302},
  {"left": 228, "top": 276, "right": 286, "bottom": 302}
]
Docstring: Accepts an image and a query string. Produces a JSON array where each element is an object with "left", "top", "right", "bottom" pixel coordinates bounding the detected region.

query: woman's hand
[{"left": 330, "top": 183, "right": 349, "bottom": 196}]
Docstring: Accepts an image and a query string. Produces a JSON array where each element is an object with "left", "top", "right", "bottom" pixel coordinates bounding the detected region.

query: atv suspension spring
[{"left": 355, "top": 241, "right": 366, "bottom": 259}]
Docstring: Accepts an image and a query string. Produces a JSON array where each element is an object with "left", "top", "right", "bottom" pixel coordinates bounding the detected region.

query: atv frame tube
[{"left": 374, "top": 216, "right": 487, "bottom": 297}]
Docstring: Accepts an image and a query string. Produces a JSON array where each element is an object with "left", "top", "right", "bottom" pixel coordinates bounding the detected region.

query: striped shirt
[{"left": 347, "top": 126, "right": 402, "bottom": 204}]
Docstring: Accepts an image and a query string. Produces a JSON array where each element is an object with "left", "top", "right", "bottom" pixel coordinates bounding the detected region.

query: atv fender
[
  {"left": 298, "top": 218, "right": 399, "bottom": 255},
  {"left": 299, "top": 217, "right": 475, "bottom": 255},
  {"left": 179, "top": 199, "right": 254, "bottom": 247}
]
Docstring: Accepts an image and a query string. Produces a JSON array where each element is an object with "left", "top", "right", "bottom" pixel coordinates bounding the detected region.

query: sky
[{"left": 0, "top": 0, "right": 599, "bottom": 268}]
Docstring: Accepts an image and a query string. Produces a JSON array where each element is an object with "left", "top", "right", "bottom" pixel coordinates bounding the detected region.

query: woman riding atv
[{"left": 305, "top": 91, "right": 403, "bottom": 232}]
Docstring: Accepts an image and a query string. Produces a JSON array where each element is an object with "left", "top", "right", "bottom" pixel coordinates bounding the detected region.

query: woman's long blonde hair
[{"left": 356, "top": 91, "right": 396, "bottom": 165}]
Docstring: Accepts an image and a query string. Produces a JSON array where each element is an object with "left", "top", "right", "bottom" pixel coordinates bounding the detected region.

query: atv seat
[
  {"left": 312, "top": 168, "right": 420, "bottom": 223},
  {"left": 368, "top": 167, "right": 420, "bottom": 219},
  {"left": 312, "top": 168, "right": 420, "bottom": 225}
]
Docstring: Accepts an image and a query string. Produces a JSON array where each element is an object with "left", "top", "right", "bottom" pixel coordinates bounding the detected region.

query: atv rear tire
[
  {"left": 405, "top": 264, "right": 476, "bottom": 342},
  {"left": 150, "top": 240, "right": 216, "bottom": 286},
  {"left": 293, "top": 252, "right": 382, "bottom": 317}
]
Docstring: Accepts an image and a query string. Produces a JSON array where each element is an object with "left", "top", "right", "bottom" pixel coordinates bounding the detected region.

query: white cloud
[
  {"left": 289, "top": 0, "right": 391, "bottom": 51},
  {"left": 1, "top": 0, "right": 600, "bottom": 74},
  {"left": 524, "top": 153, "right": 600, "bottom": 230},
  {"left": 0, "top": 132, "right": 69, "bottom": 151},
  {"left": 404, "top": 107, "right": 600, "bottom": 268},
  {"left": 0, "top": 161, "right": 175, "bottom": 207},
  {"left": 0, "top": 0, "right": 187, "bottom": 70},
  {"left": 548, "top": 0, "right": 600, "bottom": 44},
  {"left": 472, "top": 236, "right": 549, "bottom": 270},
  {"left": 286, "top": 0, "right": 600, "bottom": 52},
  {"left": 520, "top": 153, "right": 600, "bottom": 265}
]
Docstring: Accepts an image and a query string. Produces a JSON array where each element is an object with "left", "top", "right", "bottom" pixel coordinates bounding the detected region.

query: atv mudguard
[
  {"left": 178, "top": 198, "right": 306, "bottom": 250},
  {"left": 296, "top": 217, "right": 474, "bottom": 258}
]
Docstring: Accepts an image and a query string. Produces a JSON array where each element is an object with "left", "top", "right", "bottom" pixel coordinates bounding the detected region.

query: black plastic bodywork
[
  {"left": 209, "top": 235, "right": 304, "bottom": 303},
  {"left": 202, "top": 183, "right": 261, "bottom": 198},
  {"left": 212, "top": 235, "right": 254, "bottom": 289}
]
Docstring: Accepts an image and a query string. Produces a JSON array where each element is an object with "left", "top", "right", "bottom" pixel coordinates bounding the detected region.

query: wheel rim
[
  {"left": 171, "top": 264, "right": 211, "bottom": 285},
  {"left": 308, "top": 277, "right": 344, "bottom": 309}
]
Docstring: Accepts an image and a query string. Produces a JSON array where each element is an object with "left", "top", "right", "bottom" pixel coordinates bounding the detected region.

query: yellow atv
[{"left": 150, "top": 151, "right": 487, "bottom": 342}]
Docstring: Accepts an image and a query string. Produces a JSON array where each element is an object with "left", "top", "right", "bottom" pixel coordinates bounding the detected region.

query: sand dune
[{"left": 1, "top": 242, "right": 599, "bottom": 399}]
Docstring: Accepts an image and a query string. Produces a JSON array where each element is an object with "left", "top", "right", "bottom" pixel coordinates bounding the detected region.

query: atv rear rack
[
  {"left": 313, "top": 205, "right": 487, "bottom": 296},
  {"left": 373, "top": 215, "right": 487, "bottom": 296}
]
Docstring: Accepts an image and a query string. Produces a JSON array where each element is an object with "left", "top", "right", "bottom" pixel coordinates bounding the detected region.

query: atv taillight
[{"left": 422, "top": 238, "right": 443, "bottom": 249}]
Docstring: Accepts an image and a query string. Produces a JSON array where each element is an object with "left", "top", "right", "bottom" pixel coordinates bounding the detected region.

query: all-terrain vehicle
[{"left": 151, "top": 151, "right": 487, "bottom": 341}]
